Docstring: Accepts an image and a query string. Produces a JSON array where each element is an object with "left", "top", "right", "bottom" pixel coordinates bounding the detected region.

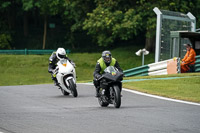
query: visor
[
  {"left": 58, "top": 54, "right": 65, "bottom": 59},
  {"left": 105, "top": 57, "right": 111, "bottom": 62}
]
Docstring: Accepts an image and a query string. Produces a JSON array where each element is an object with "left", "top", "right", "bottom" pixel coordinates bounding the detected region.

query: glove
[
  {"left": 72, "top": 62, "right": 76, "bottom": 67},
  {"left": 71, "top": 62, "right": 76, "bottom": 67},
  {"left": 52, "top": 68, "right": 58, "bottom": 74},
  {"left": 96, "top": 75, "right": 102, "bottom": 80}
]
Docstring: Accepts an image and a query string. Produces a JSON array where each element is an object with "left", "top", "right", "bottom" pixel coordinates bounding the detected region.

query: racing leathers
[
  {"left": 93, "top": 57, "right": 123, "bottom": 97},
  {"left": 48, "top": 52, "right": 74, "bottom": 86}
]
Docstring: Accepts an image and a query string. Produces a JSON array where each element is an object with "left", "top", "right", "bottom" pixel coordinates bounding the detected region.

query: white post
[
  {"left": 136, "top": 49, "right": 149, "bottom": 66},
  {"left": 153, "top": 7, "right": 162, "bottom": 62},
  {"left": 142, "top": 52, "right": 144, "bottom": 66},
  {"left": 187, "top": 12, "right": 196, "bottom": 32}
]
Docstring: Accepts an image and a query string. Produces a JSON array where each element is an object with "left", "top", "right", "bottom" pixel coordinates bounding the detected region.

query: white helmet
[{"left": 56, "top": 48, "right": 66, "bottom": 60}]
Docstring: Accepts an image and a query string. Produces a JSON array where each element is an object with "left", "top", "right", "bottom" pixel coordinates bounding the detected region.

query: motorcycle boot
[
  {"left": 51, "top": 73, "right": 60, "bottom": 87},
  {"left": 93, "top": 79, "right": 100, "bottom": 97},
  {"left": 53, "top": 78, "right": 60, "bottom": 87},
  {"left": 95, "top": 86, "right": 100, "bottom": 97}
]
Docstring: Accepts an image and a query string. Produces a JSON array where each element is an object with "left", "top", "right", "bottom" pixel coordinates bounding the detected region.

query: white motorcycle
[{"left": 54, "top": 59, "right": 78, "bottom": 97}]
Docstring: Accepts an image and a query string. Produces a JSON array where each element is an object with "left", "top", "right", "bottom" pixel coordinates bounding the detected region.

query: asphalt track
[{"left": 0, "top": 84, "right": 200, "bottom": 133}]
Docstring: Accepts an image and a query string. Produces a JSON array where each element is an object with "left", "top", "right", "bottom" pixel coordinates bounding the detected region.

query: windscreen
[
  {"left": 104, "top": 66, "right": 118, "bottom": 74},
  {"left": 59, "top": 59, "right": 68, "bottom": 64}
]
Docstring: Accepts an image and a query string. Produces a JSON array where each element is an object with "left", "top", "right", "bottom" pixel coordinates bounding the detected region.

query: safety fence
[
  {"left": 124, "top": 58, "right": 180, "bottom": 77},
  {"left": 0, "top": 49, "right": 71, "bottom": 55},
  {"left": 195, "top": 55, "right": 200, "bottom": 72}
]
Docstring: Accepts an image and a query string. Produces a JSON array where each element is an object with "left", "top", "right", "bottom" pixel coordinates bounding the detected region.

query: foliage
[
  {"left": 0, "top": 0, "right": 200, "bottom": 50},
  {"left": 62, "top": 0, "right": 94, "bottom": 32},
  {"left": 135, "top": 0, "right": 197, "bottom": 38},
  {"left": 22, "top": 0, "right": 64, "bottom": 14},
  {"left": 0, "top": 34, "right": 12, "bottom": 49},
  {"left": 0, "top": 0, "right": 21, "bottom": 48},
  {"left": 61, "top": 0, "right": 94, "bottom": 48},
  {"left": 83, "top": 0, "right": 142, "bottom": 46}
]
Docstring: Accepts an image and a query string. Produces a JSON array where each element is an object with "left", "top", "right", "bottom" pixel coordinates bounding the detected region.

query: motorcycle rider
[
  {"left": 93, "top": 50, "right": 123, "bottom": 97},
  {"left": 48, "top": 48, "right": 75, "bottom": 89}
]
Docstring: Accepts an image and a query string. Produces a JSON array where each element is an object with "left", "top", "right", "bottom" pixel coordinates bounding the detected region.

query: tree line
[{"left": 0, "top": 0, "right": 199, "bottom": 51}]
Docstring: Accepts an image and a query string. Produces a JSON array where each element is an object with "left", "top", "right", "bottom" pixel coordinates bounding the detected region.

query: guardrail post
[
  {"left": 25, "top": 48, "right": 27, "bottom": 55},
  {"left": 66, "top": 49, "right": 71, "bottom": 54},
  {"left": 177, "top": 57, "right": 181, "bottom": 73},
  {"left": 195, "top": 55, "right": 200, "bottom": 72}
]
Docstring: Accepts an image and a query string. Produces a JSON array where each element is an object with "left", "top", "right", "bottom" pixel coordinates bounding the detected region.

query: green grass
[
  {"left": 123, "top": 73, "right": 200, "bottom": 103},
  {"left": 0, "top": 55, "right": 51, "bottom": 85},
  {"left": 0, "top": 45, "right": 153, "bottom": 85}
]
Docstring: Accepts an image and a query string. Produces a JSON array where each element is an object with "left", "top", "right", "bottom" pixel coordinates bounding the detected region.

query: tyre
[
  {"left": 113, "top": 85, "right": 121, "bottom": 108},
  {"left": 98, "top": 89, "right": 109, "bottom": 107},
  {"left": 98, "top": 97, "right": 109, "bottom": 107},
  {"left": 68, "top": 78, "right": 78, "bottom": 97},
  {"left": 61, "top": 88, "right": 70, "bottom": 96}
]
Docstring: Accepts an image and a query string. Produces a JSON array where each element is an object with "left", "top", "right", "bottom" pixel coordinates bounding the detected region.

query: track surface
[{"left": 0, "top": 84, "right": 200, "bottom": 133}]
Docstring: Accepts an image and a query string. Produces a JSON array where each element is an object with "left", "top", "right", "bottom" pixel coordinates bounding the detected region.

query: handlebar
[{"left": 97, "top": 76, "right": 103, "bottom": 81}]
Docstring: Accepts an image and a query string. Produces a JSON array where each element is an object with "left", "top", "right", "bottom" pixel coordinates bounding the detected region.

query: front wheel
[
  {"left": 98, "top": 89, "right": 109, "bottom": 107},
  {"left": 61, "top": 88, "right": 70, "bottom": 96},
  {"left": 68, "top": 78, "right": 78, "bottom": 97},
  {"left": 98, "top": 97, "right": 109, "bottom": 107},
  {"left": 113, "top": 85, "right": 121, "bottom": 108}
]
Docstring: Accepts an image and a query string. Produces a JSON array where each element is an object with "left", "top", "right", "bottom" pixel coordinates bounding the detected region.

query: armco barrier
[
  {"left": 0, "top": 49, "right": 71, "bottom": 55},
  {"left": 124, "top": 58, "right": 180, "bottom": 77},
  {"left": 195, "top": 55, "right": 200, "bottom": 72},
  {"left": 123, "top": 65, "right": 149, "bottom": 77}
]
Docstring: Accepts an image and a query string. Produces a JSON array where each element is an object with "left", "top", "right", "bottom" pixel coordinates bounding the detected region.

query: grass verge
[
  {"left": 123, "top": 73, "right": 200, "bottom": 103},
  {"left": 0, "top": 45, "right": 154, "bottom": 85}
]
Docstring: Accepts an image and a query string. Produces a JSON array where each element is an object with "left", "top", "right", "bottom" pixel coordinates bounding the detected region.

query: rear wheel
[
  {"left": 113, "top": 85, "right": 121, "bottom": 108},
  {"left": 68, "top": 78, "right": 78, "bottom": 97}
]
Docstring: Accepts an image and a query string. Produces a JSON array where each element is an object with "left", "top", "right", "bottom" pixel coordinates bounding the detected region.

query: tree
[
  {"left": 37, "top": 0, "right": 65, "bottom": 49},
  {"left": 62, "top": 0, "right": 94, "bottom": 49},
  {"left": 0, "top": 34, "right": 12, "bottom": 49},
  {"left": 134, "top": 0, "right": 196, "bottom": 51},
  {"left": 0, "top": 0, "right": 22, "bottom": 49},
  {"left": 22, "top": 0, "right": 65, "bottom": 49},
  {"left": 83, "top": 0, "right": 142, "bottom": 47},
  {"left": 1, "top": 0, "right": 199, "bottom": 50}
]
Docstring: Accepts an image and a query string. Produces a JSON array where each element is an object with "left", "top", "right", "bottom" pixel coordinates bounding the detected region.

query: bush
[{"left": 0, "top": 34, "right": 12, "bottom": 49}]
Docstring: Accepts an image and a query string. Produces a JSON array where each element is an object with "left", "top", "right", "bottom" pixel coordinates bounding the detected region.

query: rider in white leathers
[{"left": 48, "top": 48, "right": 75, "bottom": 90}]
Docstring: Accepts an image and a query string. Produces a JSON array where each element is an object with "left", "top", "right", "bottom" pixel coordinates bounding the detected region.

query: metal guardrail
[
  {"left": 124, "top": 56, "right": 199, "bottom": 77},
  {"left": 0, "top": 49, "right": 71, "bottom": 55},
  {"left": 195, "top": 55, "right": 200, "bottom": 72},
  {"left": 123, "top": 65, "right": 149, "bottom": 77},
  {"left": 124, "top": 58, "right": 180, "bottom": 77}
]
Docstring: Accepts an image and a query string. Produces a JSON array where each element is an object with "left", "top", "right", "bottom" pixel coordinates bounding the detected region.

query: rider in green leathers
[{"left": 93, "top": 51, "right": 123, "bottom": 97}]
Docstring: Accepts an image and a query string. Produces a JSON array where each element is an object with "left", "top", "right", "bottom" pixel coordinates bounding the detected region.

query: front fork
[
  {"left": 63, "top": 76, "right": 75, "bottom": 89},
  {"left": 110, "top": 82, "right": 122, "bottom": 99},
  {"left": 100, "top": 82, "right": 122, "bottom": 101}
]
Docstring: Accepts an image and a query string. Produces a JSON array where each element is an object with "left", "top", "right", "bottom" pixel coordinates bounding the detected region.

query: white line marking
[
  {"left": 78, "top": 83, "right": 200, "bottom": 106},
  {"left": 78, "top": 83, "right": 93, "bottom": 86},
  {"left": 123, "top": 88, "right": 200, "bottom": 106}
]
